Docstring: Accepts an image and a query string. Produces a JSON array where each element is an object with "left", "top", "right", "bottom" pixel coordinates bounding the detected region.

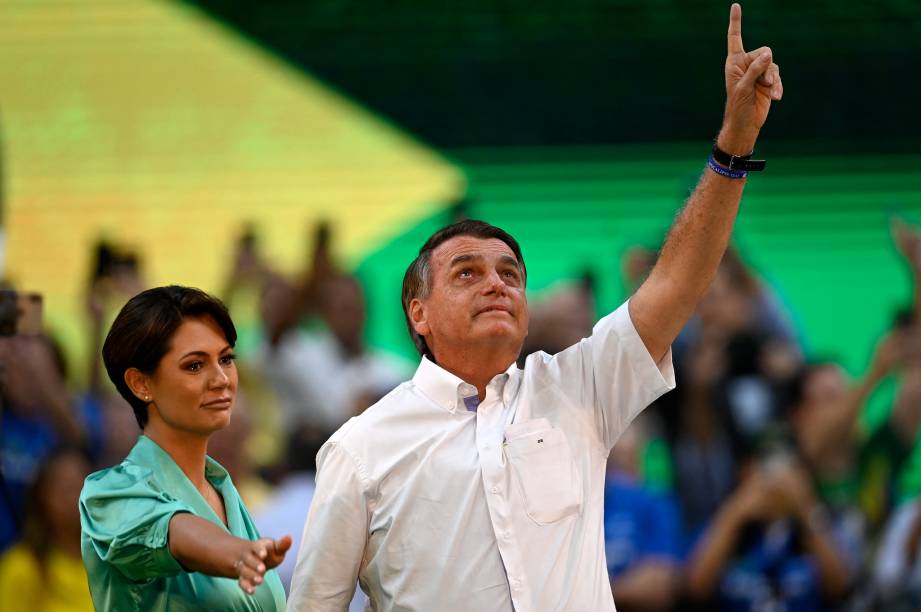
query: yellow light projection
[{"left": 0, "top": 0, "right": 462, "bottom": 376}]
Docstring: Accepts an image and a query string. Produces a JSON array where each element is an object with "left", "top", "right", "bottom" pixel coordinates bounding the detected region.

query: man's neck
[{"left": 431, "top": 346, "right": 517, "bottom": 401}]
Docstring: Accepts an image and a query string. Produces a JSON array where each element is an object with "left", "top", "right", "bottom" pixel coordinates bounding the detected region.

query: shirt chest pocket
[{"left": 504, "top": 419, "right": 584, "bottom": 525}]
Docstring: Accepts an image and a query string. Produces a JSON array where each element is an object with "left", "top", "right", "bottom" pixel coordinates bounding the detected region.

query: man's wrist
[{"left": 716, "top": 125, "right": 758, "bottom": 156}]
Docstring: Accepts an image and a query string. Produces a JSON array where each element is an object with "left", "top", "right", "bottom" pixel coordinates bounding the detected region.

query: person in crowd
[
  {"left": 252, "top": 224, "right": 410, "bottom": 432},
  {"left": 670, "top": 330, "right": 739, "bottom": 542},
  {"left": 604, "top": 415, "right": 682, "bottom": 612},
  {"left": 79, "top": 286, "right": 289, "bottom": 610},
  {"left": 791, "top": 330, "right": 911, "bottom": 521},
  {"left": 0, "top": 448, "right": 94, "bottom": 612},
  {"left": 85, "top": 240, "right": 146, "bottom": 467},
  {"left": 874, "top": 493, "right": 921, "bottom": 610},
  {"left": 289, "top": 5, "right": 783, "bottom": 609},
  {"left": 653, "top": 248, "right": 801, "bottom": 528},
  {"left": 621, "top": 246, "right": 657, "bottom": 296},
  {"left": 685, "top": 437, "right": 852, "bottom": 611},
  {"left": 518, "top": 271, "right": 596, "bottom": 365},
  {"left": 789, "top": 218, "right": 921, "bottom": 536},
  {"left": 0, "top": 332, "right": 89, "bottom": 552}
]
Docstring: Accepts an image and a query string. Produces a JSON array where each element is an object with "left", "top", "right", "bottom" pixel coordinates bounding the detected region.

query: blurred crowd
[{"left": 1, "top": 218, "right": 920, "bottom": 612}]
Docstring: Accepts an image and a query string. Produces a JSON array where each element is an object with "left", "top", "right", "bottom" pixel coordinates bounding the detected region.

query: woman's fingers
[
  {"left": 234, "top": 537, "right": 292, "bottom": 594},
  {"left": 235, "top": 549, "right": 268, "bottom": 595}
]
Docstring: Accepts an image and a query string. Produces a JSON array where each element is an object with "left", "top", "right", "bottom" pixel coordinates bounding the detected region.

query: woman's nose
[{"left": 210, "top": 363, "right": 230, "bottom": 388}]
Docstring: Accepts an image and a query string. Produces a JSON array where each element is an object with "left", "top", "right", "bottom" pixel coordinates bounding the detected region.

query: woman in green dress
[{"left": 80, "top": 286, "right": 289, "bottom": 611}]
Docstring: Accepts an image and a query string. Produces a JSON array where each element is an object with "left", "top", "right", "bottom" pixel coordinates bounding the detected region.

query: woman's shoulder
[
  {"left": 82, "top": 437, "right": 177, "bottom": 495},
  {"left": 81, "top": 458, "right": 160, "bottom": 501}
]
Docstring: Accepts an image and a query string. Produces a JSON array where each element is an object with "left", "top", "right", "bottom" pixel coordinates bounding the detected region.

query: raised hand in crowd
[{"left": 686, "top": 458, "right": 850, "bottom": 604}]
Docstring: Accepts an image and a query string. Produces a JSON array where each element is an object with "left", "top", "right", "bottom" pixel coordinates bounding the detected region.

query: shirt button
[
  {"left": 491, "top": 486, "right": 499, "bottom": 494},
  {"left": 510, "top": 578, "right": 521, "bottom": 589},
  {"left": 503, "top": 531, "right": 512, "bottom": 540}
]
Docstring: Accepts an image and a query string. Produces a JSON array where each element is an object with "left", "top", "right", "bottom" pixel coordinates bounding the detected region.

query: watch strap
[{"left": 711, "top": 144, "right": 766, "bottom": 172}]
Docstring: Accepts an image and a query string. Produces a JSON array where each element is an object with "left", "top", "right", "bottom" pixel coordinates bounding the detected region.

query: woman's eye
[
  {"left": 186, "top": 362, "right": 202, "bottom": 372},
  {"left": 220, "top": 354, "right": 237, "bottom": 366}
]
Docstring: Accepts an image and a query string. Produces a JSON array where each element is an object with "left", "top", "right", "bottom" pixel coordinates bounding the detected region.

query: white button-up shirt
[{"left": 289, "top": 301, "right": 675, "bottom": 612}]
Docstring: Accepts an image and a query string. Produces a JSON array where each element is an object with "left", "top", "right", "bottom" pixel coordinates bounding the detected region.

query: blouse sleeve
[{"left": 79, "top": 463, "right": 193, "bottom": 582}]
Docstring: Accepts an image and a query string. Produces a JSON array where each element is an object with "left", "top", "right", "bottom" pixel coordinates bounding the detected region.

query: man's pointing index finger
[{"left": 728, "top": 3, "right": 744, "bottom": 55}]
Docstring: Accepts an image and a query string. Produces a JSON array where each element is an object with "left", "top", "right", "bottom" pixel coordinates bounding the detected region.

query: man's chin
[{"left": 472, "top": 322, "right": 525, "bottom": 343}]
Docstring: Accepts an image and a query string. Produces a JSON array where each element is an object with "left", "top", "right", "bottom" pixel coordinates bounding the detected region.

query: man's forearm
[
  {"left": 631, "top": 157, "right": 746, "bottom": 361},
  {"left": 628, "top": 3, "right": 781, "bottom": 362}
]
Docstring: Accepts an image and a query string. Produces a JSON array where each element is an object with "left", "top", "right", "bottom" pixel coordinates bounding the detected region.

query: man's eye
[{"left": 458, "top": 269, "right": 473, "bottom": 279}]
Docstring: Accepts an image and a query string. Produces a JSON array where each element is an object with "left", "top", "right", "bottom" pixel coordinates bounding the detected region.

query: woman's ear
[{"left": 124, "top": 368, "right": 152, "bottom": 403}]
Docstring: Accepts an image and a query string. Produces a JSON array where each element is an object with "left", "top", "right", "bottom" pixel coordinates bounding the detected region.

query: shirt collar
[
  {"left": 412, "top": 356, "right": 519, "bottom": 413},
  {"left": 129, "top": 435, "right": 230, "bottom": 485}
]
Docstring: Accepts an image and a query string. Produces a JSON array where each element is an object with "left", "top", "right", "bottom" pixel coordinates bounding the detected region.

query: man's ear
[
  {"left": 409, "top": 298, "right": 430, "bottom": 337},
  {"left": 124, "top": 368, "right": 152, "bottom": 403}
]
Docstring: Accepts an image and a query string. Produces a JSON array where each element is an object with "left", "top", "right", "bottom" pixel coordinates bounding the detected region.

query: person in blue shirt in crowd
[{"left": 604, "top": 414, "right": 682, "bottom": 611}]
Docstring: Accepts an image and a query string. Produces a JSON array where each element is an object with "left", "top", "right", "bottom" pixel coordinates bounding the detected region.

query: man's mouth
[{"left": 476, "top": 305, "right": 513, "bottom": 317}]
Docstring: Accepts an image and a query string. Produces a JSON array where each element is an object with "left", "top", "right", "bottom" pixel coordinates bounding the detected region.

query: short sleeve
[
  {"left": 532, "top": 300, "right": 675, "bottom": 450},
  {"left": 79, "top": 464, "right": 192, "bottom": 582}
]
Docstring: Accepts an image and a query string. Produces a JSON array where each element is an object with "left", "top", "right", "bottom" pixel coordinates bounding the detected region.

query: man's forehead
[{"left": 432, "top": 235, "right": 518, "bottom": 265}]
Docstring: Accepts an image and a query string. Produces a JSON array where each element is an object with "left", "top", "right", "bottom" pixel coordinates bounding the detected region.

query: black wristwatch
[{"left": 711, "top": 144, "right": 766, "bottom": 172}]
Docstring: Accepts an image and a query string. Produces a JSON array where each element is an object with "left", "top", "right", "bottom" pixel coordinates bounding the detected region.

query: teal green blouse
[{"left": 79, "top": 436, "right": 286, "bottom": 611}]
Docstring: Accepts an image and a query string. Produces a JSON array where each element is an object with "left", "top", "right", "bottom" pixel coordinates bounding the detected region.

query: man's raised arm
[{"left": 629, "top": 3, "right": 783, "bottom": 362}]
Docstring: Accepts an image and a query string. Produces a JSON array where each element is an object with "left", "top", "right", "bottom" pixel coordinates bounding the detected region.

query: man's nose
[{"left": 483, "top": 269, "right": 507, "bottom": 295}]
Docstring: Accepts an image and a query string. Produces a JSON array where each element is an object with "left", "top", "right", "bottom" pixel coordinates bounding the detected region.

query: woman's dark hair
[
  {"left": 401, "top": 219, "right": 526, "bottom": 360},
  {"left": 102, "top": 285, "right": 237, "bottom": 428}
]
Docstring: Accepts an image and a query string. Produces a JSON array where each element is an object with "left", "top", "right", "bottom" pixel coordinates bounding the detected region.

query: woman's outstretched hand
[{"left": 233, "top": 536, "right": 293, "bottom": 595}]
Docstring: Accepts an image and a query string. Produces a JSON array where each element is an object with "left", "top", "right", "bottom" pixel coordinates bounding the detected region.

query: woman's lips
[{"left": 202, "top": 397, "right": 233, "bottom": 409}]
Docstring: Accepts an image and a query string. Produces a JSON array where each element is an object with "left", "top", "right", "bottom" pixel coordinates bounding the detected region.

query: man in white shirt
[{"left": 289, "top": 4, "right": 783, "bottom": 610}]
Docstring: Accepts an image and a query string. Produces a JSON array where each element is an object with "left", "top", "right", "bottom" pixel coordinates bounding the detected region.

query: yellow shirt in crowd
[{"left": 0, "top": 544, "right": 93, "bottom": 612}]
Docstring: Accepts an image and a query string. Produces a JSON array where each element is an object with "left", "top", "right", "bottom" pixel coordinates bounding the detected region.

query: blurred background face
[
  {"left": 260, "top": 275, "right": 299, "bottom": 341},
  {"left": 802, "top": 364, "right": 848, "bottom": 406},
  {"left": 0, "top": 336, "right": 59, "bottom": 413},
  {"left": 38, "top": 452, "right": 91, "bottom": 537},
  {"left": 144, "top": 316, "right": 238, "bottom": 436},
  {"left": 321, "top": 276, "right": 366, "bottom": 352}
]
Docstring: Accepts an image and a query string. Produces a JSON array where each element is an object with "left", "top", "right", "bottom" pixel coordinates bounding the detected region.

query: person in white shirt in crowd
[
  {"left": 289, "top": 4, "right": 783, "bottom": 610},
  {"left": 256, "top": 271, "right": 412, "bottom": 433}
]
